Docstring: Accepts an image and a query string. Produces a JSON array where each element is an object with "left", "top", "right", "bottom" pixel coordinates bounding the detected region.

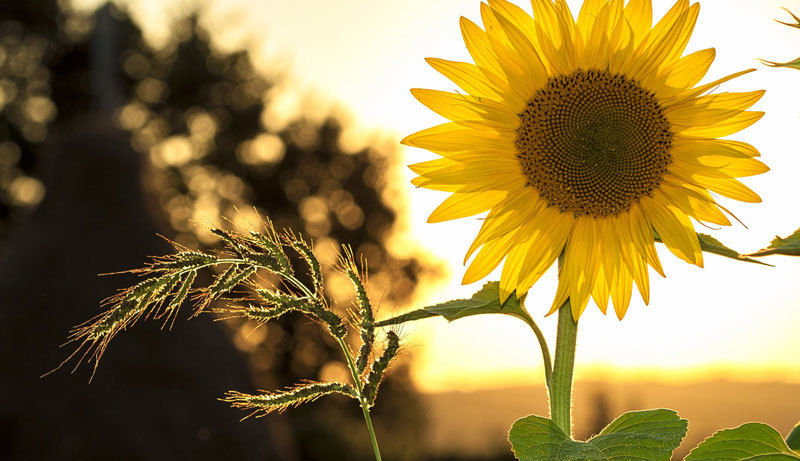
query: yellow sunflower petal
[
  {"left": 631, "top": 5, "right": 699, "bottom": 81},
  {"left": 715, "top": 139, "right": 761, "bottom": 157},
  {"left": 467, "top": 190, "right": 543, "bottom": 260},
  {"left": 657, "top": 3, "right": 699, "bottom": 67},
  {"left": 497, "top": 195, "right": 572, "bottom": 303},
  {"left": 577, "top": 0, "right": 606, "bottom": 41},
  {"left": 598, "top": 219, "right": 620, "bottom": 285},
  {"left": 463, "top": 229, "right": 519, "bottom": 284},
  {"left": 412, "top": 155, "right": 522, "bottom": 185},
  {"left": 604, "top": 0, "right": 625, "bottom": 37},
  {"left": 531, "top": 0, "right": 567, "bottom": 47},
  {"left": 411, "top": 175, "right": 460, "bottom": 192},
  {"left": 624, "top": 0, "right": 653, "bottom": 47},
  {"left": 626, "top": 205, "right": 665, "bottom": 277},
  {"left": 628, "top": 248, "right": 651, "bottom": 306},
  {"left": 582, "top": 3, "right": 612, "bottom": 69},
  {"left": 640, "top": 193, "right": 702, "bottom": 267},
  {"left": 493, "top": 11, "right": 549, "bottom": 89},
  {"left": 467, "top": 9, "right": 540, "bottom": 106},
  {"left": 410, "top": 88, "right": 519, "bottom": 129},
  {"left": 549, "top": 275, "right": 571, "bottom": 316},
  {"left": 659, "top": 48, "right": 715, "bottom": 94},
  {"left": 639, "top": 0, "right": 689, "bottom": 54},
  {"left": 607, "top": 2, "right": 637, "bottom": 73},
  {"left": 428, "top": 189, "right": 507, "bottom": 223},
  {"left": 676, "top": 111, "right": 764, "bottom": 138},
  {"left": 402, "top": 122, "right": 513, "bottom": 155},
  {"left": 499, "top": 232, "right": 535, "bottom": 302},
  {"left": 555, "top": 0, "right": 581, "bottom": 46},
  {"left": 561, "top": 219, "right": 602, "bottom": 319},
  {"left": 591, "top": 266, "right": 610, "bottom": 315},
  {"left": 660, "top": 179, "right": 731, "bottom": 226},
  {"left": 460, "top": 16, "right": 510, "bottom": 85},
  {"left": 531, "top": 0, "right": 578, "bottom": 73},
  {"left": 488, "top": 0, "right": 543, "bottom": 54},
  {"left": 413, "top": 173, "right": 523, "bottom": 193},
  {"left": 700, "top": 157, "right": 769, "bottom": 178},
  {"left": 425, "top": 58, "right": 504, "bottom": 100},
  {"left": 672, "top": 151, "right": 770, "bottom": 179},
  {"left": 664, "top": 69, "right": 756, "bottom": 107},
  {"left": 610, "top": 267, "right": 634, "bottom": 320},
  {"left": 408, "top": 157, "right": 459, "bottom": 176},
  {"left": 683, "top": 173, "right": 762, "bottom": 203},
  {"left": 516, "top": 208, "right": 573, "bottom": 295},
  {"left": 667, "top": 90, "right": 765, "bottom": 127},
  {"left": 671, "top": 137, "right": 760, "bottom": 159}
]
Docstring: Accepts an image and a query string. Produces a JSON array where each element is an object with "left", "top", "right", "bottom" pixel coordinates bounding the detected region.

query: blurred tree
[{"left": 0, "top": 0, "right": 440, "bottom": 459}]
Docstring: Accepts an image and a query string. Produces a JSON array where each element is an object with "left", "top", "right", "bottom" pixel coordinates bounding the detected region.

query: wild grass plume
[{"left": 55, "top": 218, "right": 400, "bottom": 460}]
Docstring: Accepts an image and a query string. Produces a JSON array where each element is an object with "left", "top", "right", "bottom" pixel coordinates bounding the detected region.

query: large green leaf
[
  {"left": 508, "top": 414, "right": 575, "bottom": 460},
  {"left": 749, "top": 228, "right": 800, "bottom": 257},
  {"left": 508, "top": 409, "right": 687, "bottom": 461},
  {"left": 373, "top": 281, "right": 531, "bottom": 327},
  {"left": 686, "top": 423, "right": 800, "bottom": 460},
  {"left": 785, "top": 422, "right": 800, "bottom": 451}
]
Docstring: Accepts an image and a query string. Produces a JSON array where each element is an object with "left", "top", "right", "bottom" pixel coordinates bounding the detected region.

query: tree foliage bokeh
[{"left": 0, "top": 0, "right": 443, "bottom": 459}]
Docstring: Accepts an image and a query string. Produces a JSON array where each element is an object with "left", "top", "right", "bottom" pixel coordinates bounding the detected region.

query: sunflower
[{"left": 404, "top": 0, "right": 768, "bottom": 320}]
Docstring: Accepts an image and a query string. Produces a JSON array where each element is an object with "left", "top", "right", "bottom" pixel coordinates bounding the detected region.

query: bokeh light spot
[
  {"left": 236, "top": 133, "right": 285, "bottom": 165},
  {"left": 8, "top": 175, "right": 44, "bottom": 207},
  {"left": 152, "top": 135, "right": 193, "bottom": 167}
]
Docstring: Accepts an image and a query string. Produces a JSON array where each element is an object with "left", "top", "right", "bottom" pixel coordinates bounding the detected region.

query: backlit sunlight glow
[{"left": 81, "top": 0, "right": 800, "bottom": 391}]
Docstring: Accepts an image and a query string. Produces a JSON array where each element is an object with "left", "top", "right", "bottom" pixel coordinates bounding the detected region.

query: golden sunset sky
[{"left": 78, "top": 0, "right": 800, "bottom": 391}]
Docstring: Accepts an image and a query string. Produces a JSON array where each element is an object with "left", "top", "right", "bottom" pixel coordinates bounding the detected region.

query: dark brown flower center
[{"left": 515, "top": 69, "right": 673, "bottom": 218}]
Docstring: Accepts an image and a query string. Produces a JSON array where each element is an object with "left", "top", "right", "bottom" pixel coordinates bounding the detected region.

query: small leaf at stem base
[{"left": 508, "top": 409, "right": 687, "bottom": 461}]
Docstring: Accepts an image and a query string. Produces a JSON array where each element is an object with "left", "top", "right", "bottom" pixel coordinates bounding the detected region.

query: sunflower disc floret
[{"left": 516, "top": 69, "right": 673, "bottom": 218}]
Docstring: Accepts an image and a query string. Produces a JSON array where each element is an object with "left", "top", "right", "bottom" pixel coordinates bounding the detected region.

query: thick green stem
[
  {"left": 337, "top": 337, "right": 383, "bottom": 461},
  {"left": 548, "top": 301, "right": 578, "bottom": 437}
]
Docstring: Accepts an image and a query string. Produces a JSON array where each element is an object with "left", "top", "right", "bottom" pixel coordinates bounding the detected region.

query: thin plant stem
[
  {"left": 518, "top": 311, "right": 553, "bottom": 383},
  {"left": 548, "top": 300, "right": 578, "bottom": 437},
  {"left": 248, "top": 256, "right": 382, "bottom": 460},
  {"left": 287, "top": 267, "right": 383, "bottom": 460},
  {"left": 337, "top": 337, "right": 383, "bottom": 461}
]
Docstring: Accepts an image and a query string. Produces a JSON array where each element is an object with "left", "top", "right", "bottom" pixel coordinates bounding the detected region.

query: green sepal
[
  {"left": 777, "top": 8, "right": 800, "bottom": 29},
  {"left": 764, "top": 57, "right": 800, "bottom": 70},
  {"left": 762, "top": 9, "right": 800, "bottom": 70},
  {"left": 686, "top": 422, "right": 800, "bottom": 460},
  {"left": 655, "top": 231, "right": 770, "bottom": 266},
  {"left": 508, "top": 409, "right": 687, "bottom": 461},
  {"left": 696, "top": 233, "right": 772, "bottom": 266},
  {"left": 373, "top": 281, "right": 530, "bottom": 327},
  {"left": 749, "top": 228, "right": 800, "bottom": 257}
]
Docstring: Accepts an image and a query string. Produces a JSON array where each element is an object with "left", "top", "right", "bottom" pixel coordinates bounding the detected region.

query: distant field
[{"left": 419, "top": 380, "right": 800, "bottom": 460}]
